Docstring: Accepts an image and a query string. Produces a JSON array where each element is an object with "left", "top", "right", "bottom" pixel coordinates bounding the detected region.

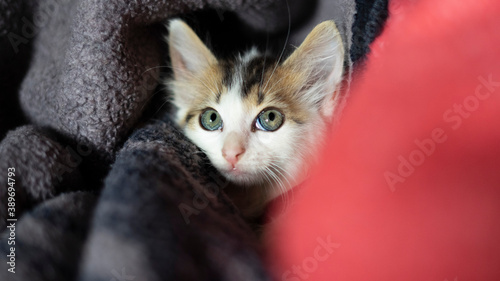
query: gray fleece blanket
[{"left": 0, "top": 0, "right": 387, "bottom": 280}]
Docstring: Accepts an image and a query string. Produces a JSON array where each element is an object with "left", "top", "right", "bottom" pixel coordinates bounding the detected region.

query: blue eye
[
  {"left": 255, "top": 109, "right": 284, "bottom": 131},
  {"left": 200, "top": 108, "right": 223, "bottom": 131}
]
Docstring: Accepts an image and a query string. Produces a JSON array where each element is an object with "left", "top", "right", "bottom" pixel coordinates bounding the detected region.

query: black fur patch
[
  {"left": 185, "top": 113, "right": 194, "bottom": 124},
  {"left": 220, "top": 60, "right": 235, "bottom": 88},
  {"left": 257, "top": 91, "right": 264, "bottom": 105},
  {"left": 215, "top": 91, "right": 221, "bottom": 103},
  {"left": 241, "top": 56, "right": 276, "bottom": 99}
]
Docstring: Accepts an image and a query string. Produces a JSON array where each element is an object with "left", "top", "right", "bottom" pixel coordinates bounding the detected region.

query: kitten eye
[
  {"left": 200, "top": 108, "right": 223, "bottom": 131},
  {"left": 255, "top": 109, "right": 284, "bottom": 131}
]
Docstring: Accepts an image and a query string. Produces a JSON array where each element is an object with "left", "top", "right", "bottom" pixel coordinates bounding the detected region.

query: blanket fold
[
  {"left": 0, "top": 125, "right": 86, "bottom": 230},
  {"left": 0, "top": 192, "right": 97, "bottom": 280},
  {"left": 78, "top": 117, "right": 268, "bottom": 281}
]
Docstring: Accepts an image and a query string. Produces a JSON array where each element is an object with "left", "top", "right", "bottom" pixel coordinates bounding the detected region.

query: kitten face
[{"left": 166, "top": 19, "right": 344, "bottom": 200}]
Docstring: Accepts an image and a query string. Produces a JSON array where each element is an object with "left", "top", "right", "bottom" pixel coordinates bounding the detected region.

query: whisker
[
  {"left": 269, "top": 162, "right": 292, "bottom": 190},
  {"left": 265, "top": 165, "right": 284, "bottom": 194},
  {"left": 259, "top": 169, "right": 274, "bottom": 195},
  {"left": 139, "top": 85, "right": 170, "bottom": 112},
  {"left": 152, "top": 99, "right": 172, "bottom": 117},
  {"left": 263, "top": 0, "right": 291, "bottom": 93},
  {"left": 264, "top": 167, "right": 281, "bottom": 193},
  {"left": 141, "top": 65, "right": 171, "bottom": 76},
  {"left": 266, "top": 88, "right": 289, "bottom": 96},
  {"left": 265, "top": 76, "right": 287, "bottom": 94},
  {"left": 267, "top": 161, "right": 293, "bottom": 212}
]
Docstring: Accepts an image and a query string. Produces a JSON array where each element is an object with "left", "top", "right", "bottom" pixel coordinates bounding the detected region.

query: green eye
[
  {"left": 200, "top": 108, "right": 223, "bottom": 131},
  {"left": 256, "top": 109, "right": 284, "bottom": 131}
]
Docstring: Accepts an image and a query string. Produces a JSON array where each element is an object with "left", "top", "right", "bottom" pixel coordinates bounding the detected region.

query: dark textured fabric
[
  {"left": 0, "top": 0, "right": 387, "bottom": 279},
  {"left": 0, "top": 0, "right": 34, "bottom": 140},
  {"left": 351, "top": 0, "right": 388, "bottom": 63},
  {"left": 0, "top": 192, "right": 97, "bottom": 281},
  {"left": 77, "top": 118, "right": 269, "bottom": 281}
]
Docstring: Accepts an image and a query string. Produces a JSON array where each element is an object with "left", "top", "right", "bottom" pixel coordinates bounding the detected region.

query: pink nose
[
  {"left": 222, "top": 146, "right": 245, "bottom": 167},
  {"left": 222, "top": 132, "right": 246, "bottom": 168}
]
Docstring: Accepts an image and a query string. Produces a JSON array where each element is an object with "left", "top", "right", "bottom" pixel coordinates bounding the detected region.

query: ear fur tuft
[
  {"left": 283, "top": 20, "right": 345, "bottom": 118},
  {"left": 168, "top": 19, "right": 217, "bottom": 80}
]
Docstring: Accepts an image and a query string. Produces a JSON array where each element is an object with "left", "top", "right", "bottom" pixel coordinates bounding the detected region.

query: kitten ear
[
  {"left": 283, "top": 20, "right": 344, "bottom": 118},
  {"left": 168, "top": 19, "right": 217, "bottom": 80}
]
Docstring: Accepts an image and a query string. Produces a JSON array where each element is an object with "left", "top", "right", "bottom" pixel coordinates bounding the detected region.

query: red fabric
[{"left": 266, "top": 0, "right": 500, "bottom": 280}]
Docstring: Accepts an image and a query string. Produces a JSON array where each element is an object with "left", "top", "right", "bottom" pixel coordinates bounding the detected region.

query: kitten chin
[{"left": 165, "top": 19, "right": 345, "bottom": 220}]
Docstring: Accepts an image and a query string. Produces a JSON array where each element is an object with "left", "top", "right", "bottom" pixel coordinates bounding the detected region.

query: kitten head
[{"left": 166, "top": 19, "right": 344, "bottom": 199}]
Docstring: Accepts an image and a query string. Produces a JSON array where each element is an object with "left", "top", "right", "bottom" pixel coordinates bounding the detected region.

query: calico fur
[{"left": 165, "top": 19, "right": 344, "bottom": 218}]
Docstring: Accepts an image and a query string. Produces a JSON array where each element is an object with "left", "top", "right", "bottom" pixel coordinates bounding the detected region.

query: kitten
[{"left": 165, "top": 19, "right": 344, "bottom": 219}]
